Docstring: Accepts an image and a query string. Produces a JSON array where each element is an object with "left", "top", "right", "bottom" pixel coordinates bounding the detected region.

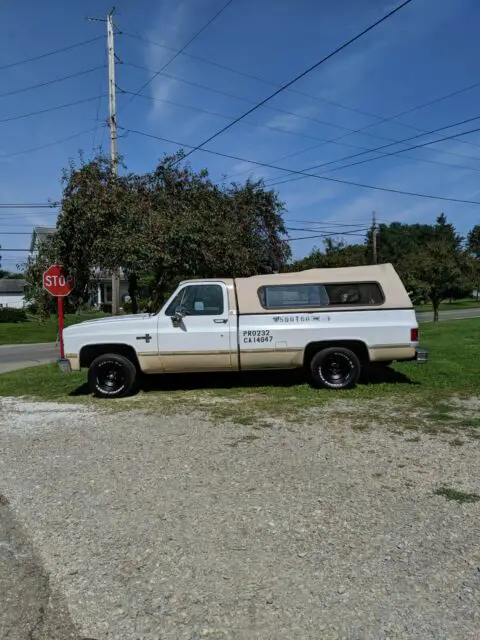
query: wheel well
[
  {"left": 79, "top": 344, "right": 140, "bottom": 369},
  {"left": 304, "top": 340, "right": 369, "bottom": 367}
]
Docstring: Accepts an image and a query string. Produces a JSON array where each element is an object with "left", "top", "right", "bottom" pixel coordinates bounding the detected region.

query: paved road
[
  {"left": 416, "top": 308, "right": 480, "bottom": 323},
  {"left": 0, "top": 343, "right": 58, "bottom": 374},
  {"left": 0, "top": 309, "right": 478, "bottom": 375}
]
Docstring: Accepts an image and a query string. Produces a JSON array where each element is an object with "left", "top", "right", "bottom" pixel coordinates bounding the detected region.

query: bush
[{"left": 0, "top": 307, "right": 28, "bottom": 323}]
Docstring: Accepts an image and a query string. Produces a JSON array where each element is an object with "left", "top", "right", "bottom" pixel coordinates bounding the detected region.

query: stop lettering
[{"left": 43, "top": 265, "right": 75, "bottom": 297}]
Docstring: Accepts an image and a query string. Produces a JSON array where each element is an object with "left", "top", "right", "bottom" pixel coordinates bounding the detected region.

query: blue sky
[{"left": 1, "top": 0, "right": 480, "bottom": 270}]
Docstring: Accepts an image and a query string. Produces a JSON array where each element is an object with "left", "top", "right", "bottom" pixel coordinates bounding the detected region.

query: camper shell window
[{"left": 257, "top": 282, "right": 384, "bottom": 310}]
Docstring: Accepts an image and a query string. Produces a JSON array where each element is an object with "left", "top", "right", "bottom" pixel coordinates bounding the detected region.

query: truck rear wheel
[
  {"left": 310, "top": 347, "right": 361, "bottom": 390},
  {"left": 88, "top": 353, "right": 137, "bottom": 398}
]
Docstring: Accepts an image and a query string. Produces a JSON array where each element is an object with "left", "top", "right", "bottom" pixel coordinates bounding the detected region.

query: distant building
[
  {"left": 29, "top": 226, "right": 57, "bottom": 254},
  {"left": 29, "top": 226, "right": 129, "bottom": 309},
  {"left": 0, "top": 279, "right": 27, "bottom": 308}
]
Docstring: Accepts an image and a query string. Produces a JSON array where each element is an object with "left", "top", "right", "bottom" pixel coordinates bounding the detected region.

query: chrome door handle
[{"left": 213, "top": 318, "right": 228, "bottom": 323}]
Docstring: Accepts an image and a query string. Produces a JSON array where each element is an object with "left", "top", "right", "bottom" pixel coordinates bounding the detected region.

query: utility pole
[
  {"left": 107, "top": 9, "right": 121, "bottom": 315},
  {"left": 372, "top": 210, "right": 378, "bottom": 264}
]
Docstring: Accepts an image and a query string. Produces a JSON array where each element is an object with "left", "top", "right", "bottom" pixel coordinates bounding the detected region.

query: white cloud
[
  {"left": 144, "top": 1, "right": 190, "bottom": 120},
  {"left": 264, "top": 105, "right": 320, "bottom": 133}
]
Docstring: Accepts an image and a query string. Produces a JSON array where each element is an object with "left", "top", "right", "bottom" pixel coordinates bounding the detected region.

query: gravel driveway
[{"left": 0, "top": 397, "right": 479, "bottom": 640}]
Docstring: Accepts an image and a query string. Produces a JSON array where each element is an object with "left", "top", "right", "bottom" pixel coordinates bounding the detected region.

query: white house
[
  {"left": 30, "top": 226, "right": 129, "bottom": 309},
  {"left": 0, "top": 279, "right": 26, "bottom": 308}
]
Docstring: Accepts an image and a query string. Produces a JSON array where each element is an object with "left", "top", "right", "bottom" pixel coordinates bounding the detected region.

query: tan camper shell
[{"left": 63, "top": 263, "right": 427, "bottom": 398}]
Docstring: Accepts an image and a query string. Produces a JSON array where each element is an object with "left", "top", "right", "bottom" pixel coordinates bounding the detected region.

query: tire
[
  {"left": 310, "top": 347, "right": 361, "bottom": 390},
  {"left": 88, "top": 353, "right": 137, "bottom": 399}
]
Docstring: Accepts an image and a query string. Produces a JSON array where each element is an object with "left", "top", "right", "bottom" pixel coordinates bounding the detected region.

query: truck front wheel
[
  {"left": 88, "top": 353, "right": 137, "bottom": 398},
  {"left": 310, "top": 347, "right": 361, "bottom": 390}
]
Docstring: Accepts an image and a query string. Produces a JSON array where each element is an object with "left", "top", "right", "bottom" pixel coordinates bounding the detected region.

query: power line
[
  {"left": 285, "top": 219, "right": 374, "bottom": 227},
  {"left": 117, "top": 0, "right": 235, "bottom": 115},
  {"left": 0, "top": 204, "right": 57, "bottom": 208},
  {"left": 177, "top": 0, "right": 414, "bottom": 163},
  {"left": 121, "top": 63, "right": 480, "bottom": 173},
  {"left": 286, "top": 225, "right": 366, "bottom": 232},
  {"left": 120, "top": 88, "right": 404, "bottom": 152},
  {"left": 0, "top": 127, "right": 98, "bottom": 160},
  {"left": 122, "top": 36, "right": 480, "bottom": 178},
  {"left": 123, "top": 31, "right": 480, "bottom": 155},
  {"left": 288, "top": 229, "right": 370, "bottom": 242},
  {"left": 0, "top": 36, "right": 104, "bottom": 71},
  {"left": 0, "top": 66, "right": 105, "bottom": 99},
  {"left": 0, "top": 95, "right": 106, "bottom": 124},
  {"left": 131, "top": 86, "right": 480, "bottom": 175},
  {"left": 313, "top": 122, "right": 480, "bottom": 176},
  {"left": 267, "top": 112, "right": 480, "bottom": 188},
  {"left": 121, "top": 126, "right": 480, "bottom": 206}
]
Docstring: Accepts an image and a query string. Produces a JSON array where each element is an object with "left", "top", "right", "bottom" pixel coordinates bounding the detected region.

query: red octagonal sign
[{"left": 43, "top": 264, "right": 74, "bottom": 297}]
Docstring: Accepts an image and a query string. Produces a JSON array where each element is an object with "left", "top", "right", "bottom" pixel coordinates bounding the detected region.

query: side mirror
[{"left": 171, "top": 307, "right": 186, "bottom": 327}]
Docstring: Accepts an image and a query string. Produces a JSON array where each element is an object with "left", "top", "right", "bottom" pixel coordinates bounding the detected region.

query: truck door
[{"left": 156, "top": 282, "right": 234, "bottom": 373}]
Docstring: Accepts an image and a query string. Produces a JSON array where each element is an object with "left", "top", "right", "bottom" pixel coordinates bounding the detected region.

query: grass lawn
[
  {"left": 0, "top": 312, "right": 108, "bottom": 345},
  {"left": 415, "top": 298, "right": 480, "bottom": 312},
  {"left": 0, "top": 319, "right": 478, "bottom": 432}
]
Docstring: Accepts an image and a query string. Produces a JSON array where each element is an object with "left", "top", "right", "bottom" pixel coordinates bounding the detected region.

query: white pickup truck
[{"left": 63, "top": 263, "right": 427, "bottom": 398}]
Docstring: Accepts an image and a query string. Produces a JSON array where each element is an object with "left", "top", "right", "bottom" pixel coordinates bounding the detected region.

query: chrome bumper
[{"left": 415, "top": 347, "right": 428, "bottom": 363}]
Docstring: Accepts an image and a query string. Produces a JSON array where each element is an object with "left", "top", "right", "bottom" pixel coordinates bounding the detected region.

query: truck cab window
[{"left": 166, "top": 284, "right": 224, "bottom": 316}]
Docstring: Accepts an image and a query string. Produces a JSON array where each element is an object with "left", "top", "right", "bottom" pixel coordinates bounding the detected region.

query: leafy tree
[
  {"left": 467, "top": 224, "right": 480, "bottom": 299},
  {"left": 23, "top": 236, "right": 59, "bottom": 316},
  {"left": 412, "top": 216, "right": 467, "bottom": 321},
  {"left": 290, "top": 238, "right": 367, "bottom": 271},
  {"left": 29, "top": 152, "right": 290, "bottom": 313}
]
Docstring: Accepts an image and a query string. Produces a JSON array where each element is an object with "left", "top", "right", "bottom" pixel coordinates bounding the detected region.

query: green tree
[
  {"left": 412, "top": 216, "right": 466, "bottom": 321},
  {"left": 290, "top": 238, "right": 367, "bottom": 271},
  {"left": 29, "top": 152, "right": 290, "bottom": 313},
  {"left": 467, "top": 224, "right": 480, "bottom": 299}
]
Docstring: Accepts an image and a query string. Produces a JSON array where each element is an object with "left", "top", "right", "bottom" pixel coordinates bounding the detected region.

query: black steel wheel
[
  {"left": 88, "top": 353, "right": 137, "bottom": 398},
  {"left": 310, "top": 347, "right": 361, "bottom": 390}
]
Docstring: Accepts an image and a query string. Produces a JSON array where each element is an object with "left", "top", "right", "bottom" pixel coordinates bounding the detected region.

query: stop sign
[{"left": 43, "top": 264, "right": 74, "bottom": 297}]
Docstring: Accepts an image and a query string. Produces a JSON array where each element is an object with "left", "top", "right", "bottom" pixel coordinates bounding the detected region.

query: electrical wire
[
  {"left": 0, "top": 204, "right": 57, "bottom": 208},
  {"left": 177, "top": 0, "right": 414, "bottom": 163},
  {"left": 267, "top": 112, "right": 480, "bottom": 188},
  {"left": 0, "top": 66, "right": 105, "bottom": 99},
  {"left": 313, "top": 123, "right": 480, "bottom": 176},
  {"left": 123, "top": 31, "right": 480, "bottom": 156},
  {"left": 0, "top": 95, "right": 106, "bottom": 124},
  {"left": 0, "top": 127, "right": 98, "bottom": 160},
  {"left": 285, "top": 219, "right": 372, "bottom": 227},
  {"left": 288, "top": 229, "right": 370, "bottom": 242},
  {"left": 120, "top": 126, "right": 480, "bottom": 206},
  {"left": 121, "top": 88, "right": 409, "bottom": 152},
  {"left": 0, "top": 36, "right": 104, "bottom": 71},
  {"left": 121, "top": 63, "right": 480, "bottom": 173},
  {"left": 117, "top": 0, "right": 235, "bottom": 115}
]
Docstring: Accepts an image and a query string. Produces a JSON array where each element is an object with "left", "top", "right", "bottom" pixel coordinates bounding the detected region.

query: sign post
[{"left": 43, "top": 265, "right": 74, "bottom": 361}]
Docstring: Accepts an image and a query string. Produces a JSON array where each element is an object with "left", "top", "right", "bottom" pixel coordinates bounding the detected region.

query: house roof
[
  {"left": 0, "top": 279, "right": 26, "bottom": 294},
  {"left": 30, "top": 226, "right": 56, "bottom": 252}
]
